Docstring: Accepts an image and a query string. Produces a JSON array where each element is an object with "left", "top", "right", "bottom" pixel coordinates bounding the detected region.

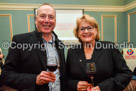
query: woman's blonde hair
[{"left": 73, "top": 14, "right": 100, "bottom": 42}]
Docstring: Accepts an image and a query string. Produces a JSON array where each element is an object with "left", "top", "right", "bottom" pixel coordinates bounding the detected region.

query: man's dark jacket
[{"left": 1, "top": 30, "right": 66, "bottom": 91}]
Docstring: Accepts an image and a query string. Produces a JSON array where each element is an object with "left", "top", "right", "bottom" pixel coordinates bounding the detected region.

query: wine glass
[
  {"left": 47, "top": 56, "right": 59, "bottom": 91},
  {"left": 86, "top": 62, "right": 96, "bottom": 87}
]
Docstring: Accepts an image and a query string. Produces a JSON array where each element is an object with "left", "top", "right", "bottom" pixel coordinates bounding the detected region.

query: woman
[{"left": 66, "top": 14, "right": 132, "bottom": 91}]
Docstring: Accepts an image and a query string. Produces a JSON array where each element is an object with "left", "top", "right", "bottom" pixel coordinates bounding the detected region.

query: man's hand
[
  {"left": 36, "top": 71, "right": 56, "bottom": 85},
  {"left": 123, "top": 80, "right": 136, "bottom": 91},
  {"left": 77, "top": 81, "right": 92, "bottom": 91}
]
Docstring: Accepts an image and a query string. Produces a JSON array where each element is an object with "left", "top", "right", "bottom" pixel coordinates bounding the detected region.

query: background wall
[
  {"left": 124, "top": 8, "right": 136, "bottom": 48},
  {"left": 0, "top": 0, "right": 124, "bottom": 5},
  {"left": 0, "top": 0, "right": 136, "bottom": 58},
  {"left": 124, "top": 0, "right": 136, "bottom": 5}
]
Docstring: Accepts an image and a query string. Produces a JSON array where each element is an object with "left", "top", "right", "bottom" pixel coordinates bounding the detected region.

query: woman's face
[{"left": 78, "top": 21, "right": 97, "bottom": 44}]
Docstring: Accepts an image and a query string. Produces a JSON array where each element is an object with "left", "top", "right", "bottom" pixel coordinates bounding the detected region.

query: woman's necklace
[{"left": 84, "top": 47, "right": 94, "bottom": 59}]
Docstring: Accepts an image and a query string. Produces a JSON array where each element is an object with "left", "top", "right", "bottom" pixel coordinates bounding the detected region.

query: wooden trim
[
  {"left": 128, "top": 11, "right": 136, "bottom": 44},
  {"left": 101, "top": 15, "right": 103, "bottom": 41},
  {"left": 128, "top": 11, "right": 136, "bottom": 15},
  {"left": 101, "top": 15, "right": 117, "bottom": 43},
  {"left": 124, "top": 1, "right": 136, "bottom": 11},
  {"left": 114, "top": 16, "right": 117, "bottom": 44},
  {"left": 128, "top": 14, "right": 130, "bottom": 43},
  {"left": 0, "top": 1, "right": 136, "bottom": 12},
  {"left": 27, "top": 14, "right": 34, "bottom": 32},
  {"left": 0, "top": 14, "right": 13, "bottom": 41}
]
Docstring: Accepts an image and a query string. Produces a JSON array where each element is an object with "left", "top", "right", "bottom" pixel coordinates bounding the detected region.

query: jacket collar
[{"left": 35, "top": 28, "right": 58, "bottom": 41}]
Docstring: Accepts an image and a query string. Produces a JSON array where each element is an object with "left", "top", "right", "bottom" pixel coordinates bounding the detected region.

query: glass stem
[{"left": 90, "top": 76, "right": 94, "bottom": 87}]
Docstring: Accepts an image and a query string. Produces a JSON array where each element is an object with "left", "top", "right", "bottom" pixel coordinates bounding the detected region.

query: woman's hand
[
  {"left": 77, "top": 81, "right": 92, "bottom": 91},
  {"left": 91, "top": 86, "right": 100, "bottom": 91}
]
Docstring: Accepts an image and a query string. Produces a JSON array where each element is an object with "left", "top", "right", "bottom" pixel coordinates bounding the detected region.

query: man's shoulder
[
  {"left": 14, "top": 32, "right": 33, "bottom": 38},
  {"left": 13, "top": 31, "right": 35, "bottom": 42}
]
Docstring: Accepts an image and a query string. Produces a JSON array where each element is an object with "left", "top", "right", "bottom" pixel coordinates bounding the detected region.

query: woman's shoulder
[
  {"left": 96, "top": 41, "right": 115, "bottom": 45},
  {"left": 95, "top": 41, "right": 116, "bottom": 50}
]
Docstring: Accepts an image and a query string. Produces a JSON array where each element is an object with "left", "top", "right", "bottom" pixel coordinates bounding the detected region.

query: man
[
  {"left": 0, "top": 50, "right": 4, "bottom": 70},
  {"left": 0, "top": 48, "right": 4, "bottom": 76},
  {"left": 1, "top": 3, "right": 66, "bottom": 91},
  {"left": 123, "top": 67, "right": 136, "bottom": 91}
]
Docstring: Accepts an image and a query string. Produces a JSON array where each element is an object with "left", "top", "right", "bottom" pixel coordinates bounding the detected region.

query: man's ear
[
  {"left": 35, "top": 17, "right": 37, "bottom": 25},
  {"left": 55, "top": 18, "right": 56, "bottom": 26}
]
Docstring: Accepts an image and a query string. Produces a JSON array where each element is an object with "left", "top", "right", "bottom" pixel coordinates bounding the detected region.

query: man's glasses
[{"left": 79, "top": 26, "right": 94, "bottom": 32}]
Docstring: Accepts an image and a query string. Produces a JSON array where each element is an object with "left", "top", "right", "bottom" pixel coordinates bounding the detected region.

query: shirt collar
[{"left": 42, "top": 33, "right": 56, "bottom": 44}]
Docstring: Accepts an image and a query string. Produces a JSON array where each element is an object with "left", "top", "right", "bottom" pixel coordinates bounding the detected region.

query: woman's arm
[{"left": 97, "top": 48, "right": 132, "bottom": 91}]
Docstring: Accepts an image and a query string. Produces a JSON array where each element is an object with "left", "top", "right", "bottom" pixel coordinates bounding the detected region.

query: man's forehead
[
  {"left": 40, "top": 5, "right": 53, "bottom": 9},
  {"left": 37, "top": 5, "right": 55, "bottom": 15}
]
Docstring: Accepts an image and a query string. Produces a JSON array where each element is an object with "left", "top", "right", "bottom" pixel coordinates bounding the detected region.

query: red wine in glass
[
  {"left": 47, "top": 64, "right": 57, "bottom": 72},
  {"left": 47, "top": 56, "right": 59, "bottom": 91},
  {"left": 86, "top": 62, "right": 96, "bottom": 87}
]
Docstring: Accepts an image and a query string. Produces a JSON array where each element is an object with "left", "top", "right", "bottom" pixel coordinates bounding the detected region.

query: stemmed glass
[
  {"left": 86, "top": 62, "right": 96, "bottom": 87},
  {"left": 47, "top": 56, "right": 59, "bottom": 91},
  {"left": 47, "top": 58, "right": 58, "bottom": 72}
]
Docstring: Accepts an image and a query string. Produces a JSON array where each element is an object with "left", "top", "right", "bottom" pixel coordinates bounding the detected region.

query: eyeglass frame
[{"left": 78, "top": 26, "right": 95, "bottom": 32}]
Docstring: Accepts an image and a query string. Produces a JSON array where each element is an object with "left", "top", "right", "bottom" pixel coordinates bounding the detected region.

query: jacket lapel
[
  {"left": 76, "top": 45, "right": 87, "bottom": 74},
  {"left": 29, "top": 31, "right": 47, "bottom": 70},
  {"left": 91, "top": 41, "right": 103, "bottom": 63},
  {"left": 55, "top": 39, "right": 64, "bottom": 72}
]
